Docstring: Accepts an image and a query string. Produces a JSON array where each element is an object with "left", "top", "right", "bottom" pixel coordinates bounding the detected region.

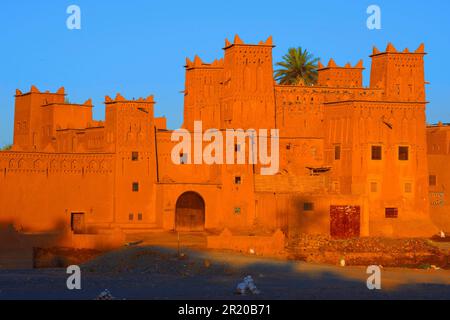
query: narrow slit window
[
  {"left": 334, "top": 145, "right": 341, "bottom": 160},
  {"left": 429, "top": 175, "right": 437, "bottom": 186}
]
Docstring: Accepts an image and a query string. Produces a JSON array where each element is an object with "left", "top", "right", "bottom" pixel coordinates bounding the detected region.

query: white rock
[{"left": 236, "top": 276, "right": 260, "bottom": 295}]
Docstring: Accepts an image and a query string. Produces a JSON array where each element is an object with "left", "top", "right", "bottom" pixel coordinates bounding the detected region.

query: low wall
[
  {"left": 207, "top": 229, "right": 286, "bottom": 256},
  {"left": 60, "top": 229, "right": 126, "bottom": 250}
]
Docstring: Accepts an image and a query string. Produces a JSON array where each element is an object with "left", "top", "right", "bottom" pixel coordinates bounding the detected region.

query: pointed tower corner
[
  {"left": 56, "top": 86, "right": 65, "bottom": 95},
  {"left": 211, "top": 59, "right": 223, "bottom": 67},
  {"left": 372, "top": 46, "right": 380, "bottom": 55},
  {"left": 233, "top": 34, "right": 244, "bottom": 45},
  {"left": 415, "top": 43, "right": 425, "bottom": 54},
  {"left": 355, "top": 59, "right": 364, "bottom": 68},
  {"left": 30, "top": 85, "right": 40, "bottom": 93},
  {"left": 327, "top": 58, "right": 337, "bottom": 68},
  {"left": 224, "top": 38, "right": 231, "bottom": 48},
  {"left": 386, "top": 42, "right": 397, "bottom": 53},
  {"left": 193, "top": 55, "right": 203, "bottom": 67},
  {"left": 185, "top": 57, "right": 193, "bottom": 68},
  {"left": 15, "top": 89, "right": 23, "bottom": 96},
  {"left": 264, "top": 35, "right": 273, "bottom": 46},
  {"left": 84, "top": 98, "right": 93, "bottom": 106},
  {"left": 115, "top": 93, "right": 125, "bottom": 101}
]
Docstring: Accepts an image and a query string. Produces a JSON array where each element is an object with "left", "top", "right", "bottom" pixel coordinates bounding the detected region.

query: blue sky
[{"left": 1, "top": 0, "right": 449, "bottom": 147}]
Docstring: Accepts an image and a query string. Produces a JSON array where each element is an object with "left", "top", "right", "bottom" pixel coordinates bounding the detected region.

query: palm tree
[
  {"left": 274, "top": 47, "right": 319, "bottom": 85},
  {"left": 1, "top": 144, "right": 12, "bottom": 151}
]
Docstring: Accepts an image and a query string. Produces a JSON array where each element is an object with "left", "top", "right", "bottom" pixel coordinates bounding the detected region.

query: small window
[
  {"left": 429, "top": 175, "right": 437, "bottom": 187},
  {"left": 399, "top": 146, "right": 409, "bottom": 161},
  {"left": 370, "top": 182, "right": 378, "bottom": 193},
  {"left": 235, "top": 144, "right": 241, "bottom": 152},
  {"left": 129, "top": 213, "right": 134, "bottom": 221},
  {"left": 303, "top": 202, "right": 314, "bottom": 211},
  {"left": 385, "top": 208, "right": 398, "bottom": 219},
  {"left": 404, "top": 183, "right": 412, "bottom": 193},
  {"left": 371, "top": 146, "right": 382, "bottom": 160},
  {"left": 234, "top": 207, "right": 241, "bottom": 215},
  {"left": 131, "top": 151, "right": 139, "bottom": 161},
  {"left": 334, "top": 145, "right": 341, "bottom": 160},
  {"left": 180, "top": 153, "right": 188, "bottom": 164},
  {"left": 132, "top": 182, "right": 139, "bottom": 192},
  {"left": 234, "top": 176, "right": 242, "bottom": 185},
  {"left": 138, "top": 213, "right": 143, "bottom": 221}
]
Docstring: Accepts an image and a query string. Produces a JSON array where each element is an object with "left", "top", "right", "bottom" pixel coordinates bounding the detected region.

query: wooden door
[
  {"left": 175, "top": 192, "right": 205, "bottom": 231},
  {"left": 71, "top": 213, "right": 85, "bottom": 234}
]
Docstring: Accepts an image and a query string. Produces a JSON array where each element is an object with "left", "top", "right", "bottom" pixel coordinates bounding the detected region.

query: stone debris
[
  {"left": 288, "top": 234, "right": 448, "bottom": 269},
  {"left": 431, "top": 265, "right": 441, "bottom": 270},
  {"left": 83, "top": 247, "right": 233, "bottom": 277},
  {"left": 125, "top": 240, "right": 144, "bottom": 247},
  {"left": 236, "top": 276, "right": 260, "bottom": 295},
  {"left": 95, "top": 289, "right": 115, "bottom": 300}
]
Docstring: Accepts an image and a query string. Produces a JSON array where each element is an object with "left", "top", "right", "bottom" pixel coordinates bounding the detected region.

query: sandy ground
[
  {"left": 0, "top": 245, "right": 449, "bottom": 300},
  {"left": 0, "top": 230, "right": 449, "bottom": 300}
]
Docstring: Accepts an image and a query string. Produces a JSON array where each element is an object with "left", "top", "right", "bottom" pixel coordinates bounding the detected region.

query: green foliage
[
  {"left": 1, "top": 144, "right": 12, "bottom": 151},
  {"left": 274, "top": 47, "right": 319, "bottom": 85}
]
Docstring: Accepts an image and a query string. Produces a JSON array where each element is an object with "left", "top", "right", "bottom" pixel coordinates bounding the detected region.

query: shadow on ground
[{"left": 0, "top": 245, "right": 449, "bottom": 300}]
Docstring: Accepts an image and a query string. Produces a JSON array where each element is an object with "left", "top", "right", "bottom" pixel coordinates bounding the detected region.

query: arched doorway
[{"left": 175, "top": 192, "right": 205, "bottom": 231}]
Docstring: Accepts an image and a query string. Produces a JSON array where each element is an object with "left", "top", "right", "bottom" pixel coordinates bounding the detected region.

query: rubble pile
[
  {"left": 288, "top": 234, "right": 449, "bottom": 269},
  {"left": 83, "top": 247, "right": 235, "bottom": 277}
]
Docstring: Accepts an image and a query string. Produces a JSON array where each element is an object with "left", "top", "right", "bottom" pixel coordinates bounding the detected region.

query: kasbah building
[{"left": 1, "top": 35, "right": 449, "bottom": 250}]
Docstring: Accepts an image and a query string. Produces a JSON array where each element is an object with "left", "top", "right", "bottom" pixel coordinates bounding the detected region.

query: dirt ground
[{"left": 0, "top": 229, "right": 449, "bottom": 300}]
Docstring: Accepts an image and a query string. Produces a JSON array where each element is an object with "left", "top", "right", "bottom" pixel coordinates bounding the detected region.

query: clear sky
[{"left": 1, "top": 0, "right": 449, "bottom": 147}]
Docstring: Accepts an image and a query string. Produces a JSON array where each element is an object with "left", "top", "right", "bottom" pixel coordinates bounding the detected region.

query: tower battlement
[
  {"left": 370, "top": 43, "right": 426, "bottom": 101},
  {"left": 104, "top": 93, "right": 155, "bottom": 104},
  {"left": 15, "top": 85, "right": 66, "bottom": 97},
  {"left": 317, "top": 59, "right": 364, "bottom": 88},
  {"left": 223, "top": 35, "right": 274, "bottom": 49}
]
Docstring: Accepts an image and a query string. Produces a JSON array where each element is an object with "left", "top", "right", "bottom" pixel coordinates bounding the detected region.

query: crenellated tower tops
[
  {"left": 370, "top": 43, "right": 426, "bottom": 102},
  {"left": 317, "top": 59, "right": 364, "bottom": 88},
  {"left": 105, "top": 93, "right": 156, "bottom": 151}
]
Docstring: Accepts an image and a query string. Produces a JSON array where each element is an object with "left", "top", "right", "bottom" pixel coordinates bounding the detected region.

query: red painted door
[{"left": 330, "top": 206, "right": 360, "bottom": 239}]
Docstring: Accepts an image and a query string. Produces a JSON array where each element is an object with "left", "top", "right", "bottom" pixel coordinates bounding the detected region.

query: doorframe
[
  {"left": 175, "top": 191, "right": 206, "bottom": 232},
  {"left": 70, "top": 212, "right": 86, "bottom": 234}
]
